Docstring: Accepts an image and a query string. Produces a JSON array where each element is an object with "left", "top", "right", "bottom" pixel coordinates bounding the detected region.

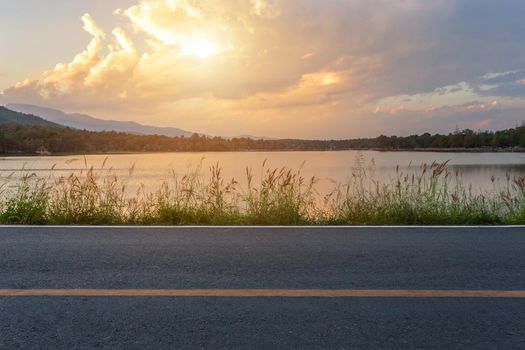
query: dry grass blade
[{"left": 0, "top": 159, "right": 523, "bottom": 225}]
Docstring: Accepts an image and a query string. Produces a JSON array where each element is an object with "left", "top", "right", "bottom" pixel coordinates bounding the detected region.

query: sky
[{"left": 1, "top": 0, "right": 525, "bottom": 139}]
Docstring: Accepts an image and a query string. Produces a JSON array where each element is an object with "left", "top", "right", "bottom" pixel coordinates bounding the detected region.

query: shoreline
[{"left": 0, "top": 147, "right": 524, "bottom": 157}]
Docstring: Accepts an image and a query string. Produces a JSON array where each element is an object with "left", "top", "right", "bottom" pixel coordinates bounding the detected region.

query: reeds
[{"left": 0, "top": 158, "right": 524, "bottom": 225}]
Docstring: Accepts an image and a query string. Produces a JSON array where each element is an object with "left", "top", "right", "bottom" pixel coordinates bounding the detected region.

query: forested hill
[
  {"left": 0, "top": 106, "right": 61, "bottom": 127},
  {"left": 0, "top": 107, "right": 524, "bottom": 153},
  {"left": 1, "top": 123, "right": 525, "bottom": 154},
  {"left": 6, "top": 104, "right": 193, "bottom": 137}
]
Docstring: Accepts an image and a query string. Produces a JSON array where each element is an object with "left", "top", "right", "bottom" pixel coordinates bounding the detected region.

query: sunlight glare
[{"left": 180, "top": 37, "right": 219, "bottom": 59}]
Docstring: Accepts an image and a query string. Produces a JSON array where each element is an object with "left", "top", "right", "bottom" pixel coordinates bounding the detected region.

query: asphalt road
[{"left": 1, "top": 226, "right": 525, "bottom": 349}]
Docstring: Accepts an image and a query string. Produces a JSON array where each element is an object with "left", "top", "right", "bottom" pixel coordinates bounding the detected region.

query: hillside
[
  {"left": 0, "top": 114, "right": 525, "bottom": 154},
  {"left": 7, "top": 104, "right": 193, "bottom": 137},
  {"left": 0, "top": 106, "right": 61, "bottom": 127}
]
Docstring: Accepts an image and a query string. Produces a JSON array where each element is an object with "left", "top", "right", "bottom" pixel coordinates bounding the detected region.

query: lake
[{"left": 1, "top": 151, "right": 525, "bottom": 195}]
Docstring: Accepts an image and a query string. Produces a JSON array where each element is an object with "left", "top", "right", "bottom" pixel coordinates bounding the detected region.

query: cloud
[
  {"left": 40, "top": 14, "right": 106, "bottom": 97},
  {"left": 2, "top": 0, "right": 525, "bottom": 137},
  {"left": 2, "top": 13, "right": 137, "bottom": 106},
  {"left": 468, "top": 70, "right": 525, "bottom": 98},
  {"left": 3, "top": 0, "right": 359, "bottom": 109}
]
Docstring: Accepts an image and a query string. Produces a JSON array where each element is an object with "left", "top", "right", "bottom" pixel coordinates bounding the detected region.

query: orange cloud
[
  {"left": 3, "top": 0, "right": 378, "bottom": 115},
  {"left": 4, "top": 0, "right": 496, "bottom": 138}
]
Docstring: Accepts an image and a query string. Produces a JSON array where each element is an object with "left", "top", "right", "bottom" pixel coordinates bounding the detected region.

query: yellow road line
[{"left": 1, "top": 289, "right": 525, "bottom": 298}]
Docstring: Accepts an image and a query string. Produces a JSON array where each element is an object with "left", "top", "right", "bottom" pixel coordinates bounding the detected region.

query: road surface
[{"left": 1, "top": 226, "right": 524, "bottom": 349}]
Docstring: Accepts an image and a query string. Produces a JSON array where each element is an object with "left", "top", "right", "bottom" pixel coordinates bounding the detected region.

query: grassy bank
[{"left": 1, "top": 159, "right": 524, "bottom": 225}]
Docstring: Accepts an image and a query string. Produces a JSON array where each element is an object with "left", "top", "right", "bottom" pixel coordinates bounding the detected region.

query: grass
[{"left": 1, "top": 157, "right": 525, "bottom": 225}]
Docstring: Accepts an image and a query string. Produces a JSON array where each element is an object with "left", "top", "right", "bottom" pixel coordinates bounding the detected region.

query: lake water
[{"left": 1, "top": 151, "right": 525, "bottom": 195}]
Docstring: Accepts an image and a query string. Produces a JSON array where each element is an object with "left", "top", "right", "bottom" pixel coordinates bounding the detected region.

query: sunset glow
[
  {"left": 1, "top": 1, "right": 525, "bottom": 138},
  {"left": 180, "top": 37, "right": 220, "bottom": 59}
]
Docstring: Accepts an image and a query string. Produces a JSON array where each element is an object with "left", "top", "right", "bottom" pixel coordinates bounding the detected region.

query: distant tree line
[{"left": 1, "top": 123, "right": 525, "bottom": 154}]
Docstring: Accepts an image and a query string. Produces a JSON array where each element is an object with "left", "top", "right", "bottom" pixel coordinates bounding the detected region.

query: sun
[{"left": 180, "top": 37, "right": 219, "bottom": 59}]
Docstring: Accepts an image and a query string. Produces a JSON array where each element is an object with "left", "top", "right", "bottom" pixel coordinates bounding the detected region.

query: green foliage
[
  {"left": 243, "top": 164, "right": 316, "bottom": 225},
  {"left": 0, "top": 180, "right": 48, "bottom": 224},
  {"left": 2, "top": 121, "right": 525, "bottom": 154},
  {"left": 1, "top": 160, "right": 525, "bottom": 225},
  {"left": 45, "top": 168, "right": 128, "bottom": 225},
  {"left": 0, "top": 106, "right": 60, "bottom": 127},
  {"left": 327, "top": 161, "right": 506, "bottom": 225}
]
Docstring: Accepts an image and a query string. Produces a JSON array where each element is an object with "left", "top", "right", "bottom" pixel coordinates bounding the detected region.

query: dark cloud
[
  {"left": 468, "top": 70, "right": 525, "bottom": 98},
  {"left": 335, "top": 0, "right": 525, "bottom": 99}
]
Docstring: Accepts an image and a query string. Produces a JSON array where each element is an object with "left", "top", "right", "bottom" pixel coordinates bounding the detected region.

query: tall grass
[{"left": 1, "top": 157, "right": 524, "bottom": 225}]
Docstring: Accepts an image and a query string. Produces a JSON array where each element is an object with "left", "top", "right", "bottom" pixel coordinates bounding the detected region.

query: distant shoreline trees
[{"left": 0, "top": 123, "right": 525, "bottom": 154}]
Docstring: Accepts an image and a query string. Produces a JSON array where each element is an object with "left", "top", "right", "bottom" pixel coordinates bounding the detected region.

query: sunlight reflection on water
[{"left": 1, "top": 151, "right": 524, "bottom": 195}]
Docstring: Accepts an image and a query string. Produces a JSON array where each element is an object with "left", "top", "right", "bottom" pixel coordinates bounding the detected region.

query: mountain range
[
  {"left": 4, "top": 104, "right": 274, "bottom": 140},
  {"left": 0, "top": 106, "right": 61, "bottom": 127},
  {"left": 1, "top": 105, "right": 523, "bottom": 153},
  {"left": 7, "top": 104, "right": 193, "bottom": 137}
]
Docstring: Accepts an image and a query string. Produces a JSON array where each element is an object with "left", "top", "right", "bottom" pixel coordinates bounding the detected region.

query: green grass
[{"left": 1, "top": 158, "right": 524, "bottom": 225}]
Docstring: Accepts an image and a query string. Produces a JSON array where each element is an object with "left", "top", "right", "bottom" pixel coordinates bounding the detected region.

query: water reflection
[{"left": 1, "top": 151, "right": 524, "bottom": 195}]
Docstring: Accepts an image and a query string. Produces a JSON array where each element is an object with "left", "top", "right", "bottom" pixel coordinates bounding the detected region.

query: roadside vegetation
[{"left": 1, "top": 158, "right": 524, "bottom": 225}]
